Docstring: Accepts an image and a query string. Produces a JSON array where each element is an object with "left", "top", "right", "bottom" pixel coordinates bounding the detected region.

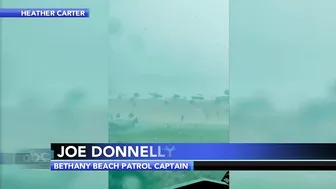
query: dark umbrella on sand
[
  {"left": 191, "top": 96, "right": 204, "bottom": 100},
  {"left": 116, "top": 113, "right": 120, "bottom": 118},
  {"left": 172, "top": 94, "right": 181, "bottom": 100},
  {"left": 149, "top": 92, "right": 163, "bottom": 99},
  {"left": 190, "top": 95, "right": 205, "bottom": 104},
  {"left": 192, "top": 93, "right": 205, "bottom": 101},
  {"left": 224, "top": 89, "right": 230, "bottom": 96},
  {"left": 133, "top": 92, "right": 140, "bottom": 98},
  {"left": 64, "top": 89, "right": 86, "bottom": 106},
  {"left": 128, "top": 113, "right": 134, "bottom": 119}
]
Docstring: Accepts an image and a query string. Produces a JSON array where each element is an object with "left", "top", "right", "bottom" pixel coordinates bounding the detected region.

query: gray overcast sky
[{"left": 109, "top": 0, "right": 229, "bottom": 97}]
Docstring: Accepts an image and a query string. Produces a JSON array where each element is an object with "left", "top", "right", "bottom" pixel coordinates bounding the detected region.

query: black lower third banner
[{"left": 193, "top": 161, "right": 336, "bottom": 171}]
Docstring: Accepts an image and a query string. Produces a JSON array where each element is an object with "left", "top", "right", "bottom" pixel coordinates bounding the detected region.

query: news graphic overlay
[
  {"left": 51, "top": 143, "right": 336, "bottom": 171},
  {"left": 0, "top": 8, "right": 89, "bottom": 18},
  {"left": 51, "top": 143, "right": 191, "bottom": 171},
  {"left": 221, "top": 171, "right": 230, "bottom": 185},
  {"left": 15, "top": 149, "right": 52, "bottom": 169}
]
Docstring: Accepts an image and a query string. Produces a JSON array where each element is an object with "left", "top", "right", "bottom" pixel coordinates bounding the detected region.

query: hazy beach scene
[
  {"left": 1, "top": 0, "right": 336, "bottom": 189},
  {"left": 108, "top": 0, "right": 229, "bottom": 188}
]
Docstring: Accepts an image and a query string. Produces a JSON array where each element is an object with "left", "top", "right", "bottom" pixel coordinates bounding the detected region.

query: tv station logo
[{"left": 15, "top": 149, "right": 52, "bottom": 169}]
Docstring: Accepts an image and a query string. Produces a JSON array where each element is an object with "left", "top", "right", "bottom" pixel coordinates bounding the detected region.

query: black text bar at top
[{"left": 193, "top": 161, "right": 336, "bottom": 171}]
